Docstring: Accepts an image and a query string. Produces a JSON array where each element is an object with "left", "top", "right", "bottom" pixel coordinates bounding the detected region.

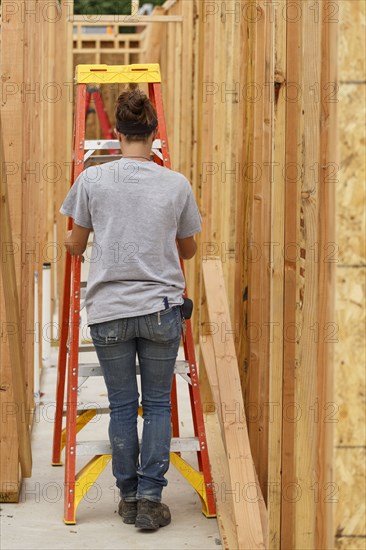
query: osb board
[
  {"left": 335, "top": 536, "right": 366, "bottom": 550},
  {"left": 335, "top": 447, "right": 366, "bottom": 536},
  {"left": 335, "top": 267, "right": 366, "bottom": 445},
  {"left": 337, "top": 84, "right": 366, "bottom": 265},
  {"left": 339, "top": 0, "right": 366, "bottom": 81}
]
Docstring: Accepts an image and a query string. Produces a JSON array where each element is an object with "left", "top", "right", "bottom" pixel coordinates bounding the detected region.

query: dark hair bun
[
  {"left": 126, "top": 91, "right": 148, "bottom": 115},
  {"left": 115, "top": 87, "right": 157, "bottom": 139}
]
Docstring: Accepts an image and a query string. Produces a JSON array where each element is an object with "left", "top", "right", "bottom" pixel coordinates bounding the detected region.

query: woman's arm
[
  {"left": 64, "top": 224, "right": 91, "bottom": 256},
  {"left": 177, "top": 236, "right": 197, "bottom": 260}
]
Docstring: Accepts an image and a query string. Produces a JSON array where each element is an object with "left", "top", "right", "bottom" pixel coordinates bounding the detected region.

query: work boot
[
  {"left": 135, "top": 498, "right": 171, "bottom": 530},
  {"left": 118, "top": 499, "right": 138, "bottom": 524}
]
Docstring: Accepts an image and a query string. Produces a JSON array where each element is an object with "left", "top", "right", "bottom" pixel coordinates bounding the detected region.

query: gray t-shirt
[{"left": 59, "top": 159, "right": 202, "bottom": 325}]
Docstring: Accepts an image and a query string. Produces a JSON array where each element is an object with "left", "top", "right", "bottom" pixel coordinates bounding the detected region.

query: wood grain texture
[
  {"left": 200, "top": 332, "right": 269, "bottom": 548},
  {"left": 204, "top": 413, "right": 238, "bottom": 550},
  {"left": 0, "top": 114, "right": 32, "bottom": 479},
  {"left": 316, "top": 3, "right": 338, "bottom": 547},
  {"left": 293, "top": 3, "right": 321, "bottom": 547},
  {"left": 0, "top": 0, "right": 26, "bottom": 499},
  {"left": 281, "top": 5, "right": 302, "bottom": 547},
  {"left": 268, "top": 2, "right": 287, "bottom": 547}
]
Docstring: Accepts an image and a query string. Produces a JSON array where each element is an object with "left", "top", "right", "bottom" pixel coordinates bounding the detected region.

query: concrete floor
[{"left": 1, "top": 345, "right": 221, "bottom": 550}]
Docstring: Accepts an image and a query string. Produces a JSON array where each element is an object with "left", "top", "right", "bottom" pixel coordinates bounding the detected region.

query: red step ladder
[
  {"left": 85, "top": 86, "right": 119, "bottom": 155},
  {"left": 51, "top": 63, "right": 216, "bottom": 525}
]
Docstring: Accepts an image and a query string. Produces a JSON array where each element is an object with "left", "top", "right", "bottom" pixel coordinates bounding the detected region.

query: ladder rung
[
  {"left": 78, "top": 345, "right": 95, "bottom": 352},
  {"left": 84, "top": 139, "right": 161, "bottom": 150},
  {"left": 78, "top": 360, "right": 189, "bottom": 378},
  {"left": 76, "top": 437, "right": 200, "bottom": 455},
  {"left": 62, "top": 407, "right": 110, "bottom": 417}
]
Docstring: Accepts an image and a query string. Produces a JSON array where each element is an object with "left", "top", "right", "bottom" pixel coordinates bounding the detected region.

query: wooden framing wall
[
  {"left": 153, "top": 1, "right": 338, "bottom": 548},
  {"left": 2, "top": 3, "right": 361, "bottom": 549},
  {"left": 0, "top": 0, "right": 72, "bottom": 501},
  {"left": 73, "top": 23, "right": 145, "bottom": 65}
]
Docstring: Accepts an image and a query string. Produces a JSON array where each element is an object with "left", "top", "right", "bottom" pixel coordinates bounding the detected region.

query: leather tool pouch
[{"left": 181, "top": 297, "right": 193, "bottom": 320}]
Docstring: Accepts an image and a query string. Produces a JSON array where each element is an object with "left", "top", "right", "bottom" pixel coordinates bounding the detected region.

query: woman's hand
[{"left": 64, "top": 225, "right": 91, "bottom": 256}]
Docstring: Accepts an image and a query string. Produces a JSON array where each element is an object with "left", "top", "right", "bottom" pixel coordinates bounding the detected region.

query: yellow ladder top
[{"left": 75, "top": 63, "right": 162, "bottom": 84}]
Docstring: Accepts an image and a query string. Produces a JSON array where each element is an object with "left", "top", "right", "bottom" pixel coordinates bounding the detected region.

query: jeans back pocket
[
  {"left": 149, "top": 307, "right": 182, "bottom": 344},
  {"left": 90, "top": 318, "right": 127, "bottom": 345}
]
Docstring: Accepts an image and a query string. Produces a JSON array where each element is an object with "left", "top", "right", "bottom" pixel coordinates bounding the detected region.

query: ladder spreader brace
[{"left": 51, "top": 63, "right": 216, "bottom": 524}]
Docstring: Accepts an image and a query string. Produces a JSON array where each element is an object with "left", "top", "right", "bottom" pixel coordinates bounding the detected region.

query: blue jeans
[{"left": 89, "top": 306, "right": 182, "bottom": 503}]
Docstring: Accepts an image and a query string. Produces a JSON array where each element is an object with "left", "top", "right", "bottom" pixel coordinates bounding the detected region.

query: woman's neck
[{"left": 121, "top": 143, "right": 152, "bottom": 161}]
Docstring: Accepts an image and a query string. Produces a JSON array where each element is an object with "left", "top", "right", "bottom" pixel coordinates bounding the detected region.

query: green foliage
[{"left": 74, "top": 0, "right": 166, "bottom": 15}]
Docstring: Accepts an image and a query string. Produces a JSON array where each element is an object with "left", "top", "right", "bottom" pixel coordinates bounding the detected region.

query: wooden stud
[
  {"left": 267, "top": 1, "right": 287, "bottom": 546},
  {"left": 0, "top": 114, "right": 33, "bottom": 479},
  {"left": 293, "top": 2, "right": 321, "bottom": 547},
  {"left": 316, "top": 2, "right": 338, "bottom": 547},
  {"left": 21, "top": 0, "right": 36, "bottom": 422},
  {"left": 0, "top": 0, "right": 26, "bottom": 500}
]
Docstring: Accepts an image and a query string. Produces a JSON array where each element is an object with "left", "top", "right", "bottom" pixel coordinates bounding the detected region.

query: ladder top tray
[{"left": 75, "top": 64, "right": 162, "bottom": 85}]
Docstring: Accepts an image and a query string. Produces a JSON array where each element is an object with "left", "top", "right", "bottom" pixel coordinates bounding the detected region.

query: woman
[{"left": 59, "top": 89, "right": 201, "bottom": 530}]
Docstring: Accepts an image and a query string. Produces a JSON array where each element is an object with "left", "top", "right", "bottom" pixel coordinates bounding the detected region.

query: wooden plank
[
  {"left": 234, "top": 2, "right": 250, "bottom": 362},
  {"left": 246, "top": 0, "right": 271, "bottom": 502},
  {"left": 70, "top": 15, "right": 183, "bottom": 23},
  {"left": 200, "top": 335, "right": 222, "bottom": 429},
  {"left": 281, "top": 3, "right": 302, "bottom": 547},
  {"left": 0, "top": 0, "right": 25, "bottom": 500},
  {"left": 172, "top": 17, "right": 182, "bottom": 169},
  {"left": 188, "top": 0, "right": 201, "bottom": 337},
  {"left": 204, "top": 413, "right": 239, "bottom": 550},
  {"left": 236, "top": 1, "right": 253, "bottom": 389},
  {"left": 0, "top": 115, "right": 32, "bottom": 479},
  {"left": 259, "top": 1, "right": 274, "bottom": 506},
  {"left": 203, "top": 258, "right": 265, "bottom": 550},
  {"left": 220, "top": 0, "right": 238, "bottom": 315},
  {"left": 293, "top": 2, "right": 321, "bottom": 547},
  {"left": 316, "top": 2, "right": 338, "bottom": 547},
  {"left": 21, "top": 0, "right": 37, "bottom": 416},
  {"left": 141, "top": 7, "right": 165, "bottom": 63},
  {"left": 201, "top": 333, "right": 269, "bottom": 547},
  {"left": 56, "top": 0, "right": 75, "bottom": 327},
  {"left": 242, "top": 0, "right": 256, "bottom": 423},
  {"left": 268, "top": 1, "right": 287, "bottom": 547}
]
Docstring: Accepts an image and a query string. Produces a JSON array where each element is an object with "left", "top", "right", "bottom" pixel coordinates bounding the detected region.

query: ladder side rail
[
  {"left": 63, "top": 84, "right": 87, "bottom": 523},
  {"left": 52, "top": 87, "right": 83, "bottom": 465},
  {"left": 85, "top": 90, "right": 91, "bottom": 116},
  {"left": 64, "top": 256, "right": 82, "bottom": 524},
  {"left": 91, "top": 90, "right": 120, "bottom": 155}
]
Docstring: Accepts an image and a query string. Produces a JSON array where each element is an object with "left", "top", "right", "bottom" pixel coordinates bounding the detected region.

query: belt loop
[{"left": 163, "top": 297, "right": 169, "bottom": 310}]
